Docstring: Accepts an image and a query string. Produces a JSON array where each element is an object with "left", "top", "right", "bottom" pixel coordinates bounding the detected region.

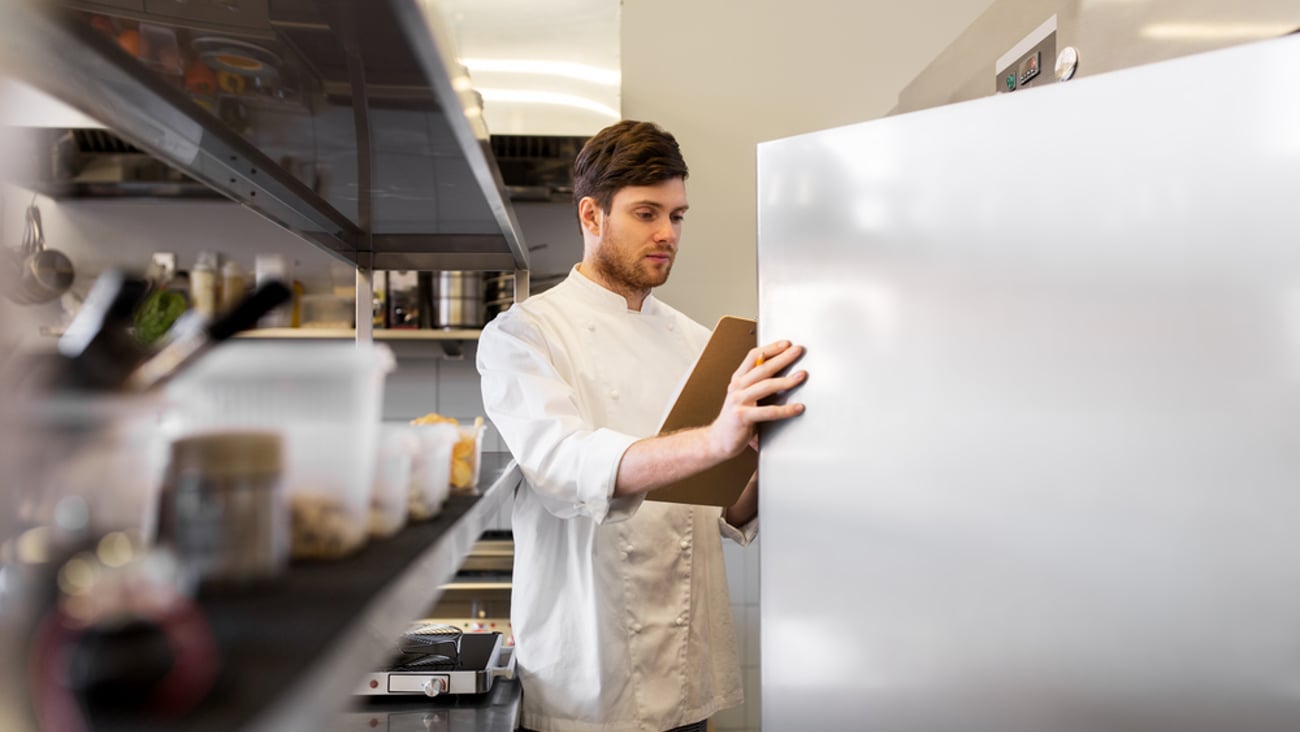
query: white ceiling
[{"left": 435, "top": 0, "right": 620, "bottom": 136}]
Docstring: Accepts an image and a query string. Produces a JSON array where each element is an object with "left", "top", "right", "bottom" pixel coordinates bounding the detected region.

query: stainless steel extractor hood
[{"left": 0, "top": 0, "right": 532, "bottom": 272}]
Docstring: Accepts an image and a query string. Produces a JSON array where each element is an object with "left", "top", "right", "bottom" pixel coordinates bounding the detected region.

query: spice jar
[{"left": 155, "top": 431, "right": 287, "bottom": 589}]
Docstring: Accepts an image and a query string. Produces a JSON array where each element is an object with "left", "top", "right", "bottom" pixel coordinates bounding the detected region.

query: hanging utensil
[{"left": 9, "top": 200, "right": 75, "bottom": 305}]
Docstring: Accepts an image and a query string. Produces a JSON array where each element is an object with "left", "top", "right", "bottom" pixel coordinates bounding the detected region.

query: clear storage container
[
  {"left": 371, "top": 424, "right": 416, "bottom": 538},
  {"left": 299, "top": 293, "right": 354, "bottom": 329},
  {"left": 408, "top": 423, "right": 458, "bottom": 520},
  {"left": 19, "top": 392, "right": 170, "bottom": 538},
  {"left": 450, "top": 420, "right": 486, "bottom": 494},
  {"left": 164, "top": 341, "right": 394, "bottom": 559}
]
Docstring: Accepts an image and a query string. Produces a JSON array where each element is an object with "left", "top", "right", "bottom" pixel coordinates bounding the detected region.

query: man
[{"left": 477, "top": 120, "right": 806, "bottom": 732}]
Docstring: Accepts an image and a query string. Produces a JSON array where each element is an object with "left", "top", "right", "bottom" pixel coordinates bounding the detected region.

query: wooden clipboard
[{"left": 646, "top": 315, "right": 758, "bottom": 507}]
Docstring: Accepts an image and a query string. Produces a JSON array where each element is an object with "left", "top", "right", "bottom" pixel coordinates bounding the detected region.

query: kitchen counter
[
  {"left": 337, "top": 678, "right": 521, "bottom": 731},
  {"left": 85, "top": 453, "right": 522, "bottom": 732}
]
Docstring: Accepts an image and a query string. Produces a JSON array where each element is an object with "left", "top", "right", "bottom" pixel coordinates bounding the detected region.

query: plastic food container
[
  {"left": 138, "top": 23, "right": 183, "bottom": 81},
  {"left": 299, "top": 293, "right": 355, "bottom": 329},
  {"left": 19, "top": 392, "right": 169, "bottom": 538},
  {"left": 408, "top": 423, "right": 458, "bottom": 520},
  {"left": 371, "top": 424, "right": 416, "bottom": 538},
  {"left": 165, "top": 341, "right": 394, "bottom": 560},
  {"left": 450, "top": 420, "right": 486, "bottom": 494}
]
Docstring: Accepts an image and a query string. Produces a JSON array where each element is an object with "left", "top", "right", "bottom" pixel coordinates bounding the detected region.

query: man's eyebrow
[{"left": 628, "top": 200, "right": 690, "bottom": 212}]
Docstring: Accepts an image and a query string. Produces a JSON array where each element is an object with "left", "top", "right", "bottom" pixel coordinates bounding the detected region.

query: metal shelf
[
  {"left": 237, "top": 328, "right": 482, "bottom": 341},
  {"left": 93, "top": 454, "right": 521, "bottom": 732},
  {"left": 0, "top": 0, "right": 529, "bottom": 273}
]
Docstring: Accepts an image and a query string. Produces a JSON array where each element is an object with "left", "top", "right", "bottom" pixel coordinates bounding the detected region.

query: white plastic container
[
  {"left": 254, "top": 254, "right": 292, "bottom": 327},
  {"left": 371, "top": 424, "right": 416, "bottom": 538},
  {"left": 21, "top": 392, "right": 170, "bottom": 539},
  {"left": 408, "top": 422, "right": 458, "bottom": 520},
  {"left": 165, "top": 341, "right": 394, "bottom": 559}
]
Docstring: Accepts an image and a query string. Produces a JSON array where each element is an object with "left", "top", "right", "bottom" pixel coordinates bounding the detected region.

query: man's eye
[
  {"left": 670, "top": 214, "right": 685, "bottom": 223},
  {"left": 636, "top": 211, "right": 654, "bottom": 220}
]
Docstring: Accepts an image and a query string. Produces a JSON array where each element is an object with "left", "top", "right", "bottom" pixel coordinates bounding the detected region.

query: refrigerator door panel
[{"left": 757, "top": 35, "right": 1300, "bottom": 732}]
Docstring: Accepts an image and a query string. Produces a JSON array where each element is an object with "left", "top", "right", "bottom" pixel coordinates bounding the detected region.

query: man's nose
[{"left": 655, "top": 220, "right": 678, "bottom": 246}]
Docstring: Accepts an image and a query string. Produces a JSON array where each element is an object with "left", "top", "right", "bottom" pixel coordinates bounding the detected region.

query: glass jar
[{"left": 155, "top": 431, "right": 286, "bottom": 589}]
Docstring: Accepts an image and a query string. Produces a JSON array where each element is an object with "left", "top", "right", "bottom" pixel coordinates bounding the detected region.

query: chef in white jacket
[{"left": 477, "top": 120, "right": 807, "bottom": 732}]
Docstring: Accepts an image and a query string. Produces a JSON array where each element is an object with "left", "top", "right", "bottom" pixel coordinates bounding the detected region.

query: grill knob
[{"left": 422, "top": 677, "right": 447, "bottom": 697}]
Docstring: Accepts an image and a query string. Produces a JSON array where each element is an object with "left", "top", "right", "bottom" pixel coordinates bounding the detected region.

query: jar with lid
[
  {"left": 220, "top": 259, "right": 246, "bottom": 314},
  {"left": 155, "top": 431, "right": 287, "bottom": 590},
  {"left": 191, "top": 251, "right": 220, "bottom": 319}
]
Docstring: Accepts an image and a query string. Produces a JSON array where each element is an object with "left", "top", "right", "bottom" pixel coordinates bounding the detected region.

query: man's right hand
[
  {"left": 612, "top": 340, "right": 806, "bottom": 499},
  {"left": 707, "top": 340, "right": 807, "bottom": 460}
]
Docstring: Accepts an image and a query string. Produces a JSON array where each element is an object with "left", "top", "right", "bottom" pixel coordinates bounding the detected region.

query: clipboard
[{"left": 646, "top": 315, "right": 758, "bottom": 507}]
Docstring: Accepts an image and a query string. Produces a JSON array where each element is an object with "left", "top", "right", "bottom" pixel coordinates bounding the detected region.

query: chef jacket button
[
  {"left": 609, "top": 389, "right": 619, "bottom": 399},
  {"left": 674, "top": 617, "right": 684, "bottom": 626},
  {"left": 586, "top": 322, "right": 595, "bottom": 331},
  {"left": 622, "top": 544, "right": 633, "bottom": 553},
  {"left": 667, "top": 322, "right": 675, "bottom": 331},
  {"left": 679, "top": 540, "right": 689, "bottom": 549},
  {"left": 631, "top": 623, "right": 642, "bottom": 633}
]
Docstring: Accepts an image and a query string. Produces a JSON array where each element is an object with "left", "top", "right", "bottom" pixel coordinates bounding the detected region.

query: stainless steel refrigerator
[{"left": 756, "top": 33, "right": 1300, "bottom": 732}]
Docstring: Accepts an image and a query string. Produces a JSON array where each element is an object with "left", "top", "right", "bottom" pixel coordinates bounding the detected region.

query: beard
[{"left": 591, "top": 234, "right": 673, "bottom": 294}]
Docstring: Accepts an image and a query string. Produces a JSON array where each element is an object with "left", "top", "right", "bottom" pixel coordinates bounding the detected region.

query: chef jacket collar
[{"left": 570, "top": 265, "right": 663, "bottom": 316}]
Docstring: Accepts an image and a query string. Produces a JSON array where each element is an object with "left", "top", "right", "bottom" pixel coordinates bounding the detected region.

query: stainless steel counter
[{"left": 337, "top": 678, "right": 521, "bottom": 731}]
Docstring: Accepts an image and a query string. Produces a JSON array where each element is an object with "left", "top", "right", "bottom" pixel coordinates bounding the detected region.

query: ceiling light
[
  {"left": 462, "top": 58, "right": 620, "bottom": 86},
  {"left": 478, "top": 89, "right": 620, "bottom": 119},
  {"left": 1140, "top": 22, "right": 1297, "bottom": 41}
]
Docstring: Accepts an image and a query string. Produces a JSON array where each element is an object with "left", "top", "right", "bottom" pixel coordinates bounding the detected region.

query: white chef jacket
[{"left": 476, "top": 266, "right": 757, "bottom": 732}]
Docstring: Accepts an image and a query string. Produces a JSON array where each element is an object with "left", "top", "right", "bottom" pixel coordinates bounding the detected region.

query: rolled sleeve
[
  {"left": 479, "top": 314, "right": 645, "bottom": 524},
  {"left": 718, "top": 511, "right": 759, "bottom": 546}
]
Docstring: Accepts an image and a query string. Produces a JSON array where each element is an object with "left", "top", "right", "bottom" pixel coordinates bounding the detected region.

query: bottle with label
[
  {"left": 191, "top": 251, "right": 220, "bottom": 320},
  {"left": 254, "top": 254, "right": 292, "bottom": 328},
  {"left": 220, "top": 259, "right": 246, "bottom": 314}
]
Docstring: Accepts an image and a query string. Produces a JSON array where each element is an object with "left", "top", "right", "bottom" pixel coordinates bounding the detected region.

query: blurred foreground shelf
[{"left": 99, "top": 453, "right": 520, "bottom": 732}]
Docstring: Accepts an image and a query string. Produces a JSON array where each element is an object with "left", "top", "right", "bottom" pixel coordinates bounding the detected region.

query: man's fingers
[
  {"left": 737, "top": 370, "right": 807, "bottom": 403},
  {"left": 735, "top": 342, "right": 803, "bottom": 389},
  {"left": 745, "top": 401, "right": 806, "bottom": 423},
  {"left": 734, "top": 341, "right": 790, "bottom": 382}
]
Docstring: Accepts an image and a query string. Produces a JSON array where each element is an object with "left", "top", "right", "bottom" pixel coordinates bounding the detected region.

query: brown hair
[{"left": 572, "top": 120, "right": 689, "bottom": 213}]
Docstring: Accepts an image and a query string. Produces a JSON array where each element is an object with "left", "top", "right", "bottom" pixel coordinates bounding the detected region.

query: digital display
[{"left": 1020, "top": 51, "right": 1042, "bottom": 85}]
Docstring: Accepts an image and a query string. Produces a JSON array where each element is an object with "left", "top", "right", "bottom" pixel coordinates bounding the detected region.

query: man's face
[{"left": 586, "top": 178, "right": 689, "bottom": 296}]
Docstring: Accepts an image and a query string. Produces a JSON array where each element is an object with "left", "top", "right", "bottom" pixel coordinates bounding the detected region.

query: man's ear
[{"left": 578, "top": 196, "right": 602, "bottom": 237}]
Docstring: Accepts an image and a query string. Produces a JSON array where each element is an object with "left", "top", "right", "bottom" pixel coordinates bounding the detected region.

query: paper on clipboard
[{"left": 646, "top": 315, "right": 758, "bottom": 507}]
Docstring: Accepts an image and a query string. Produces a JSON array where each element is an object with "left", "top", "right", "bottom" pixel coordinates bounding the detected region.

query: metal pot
[
  {"left": 433, "top": 271, "right": 484, "bottom": 329},
  {"left": 483, "top": 272, "right": 514, "bottom": 323},
  {"left": 9, "top": 203, "right": 74, "bottom": 305}
]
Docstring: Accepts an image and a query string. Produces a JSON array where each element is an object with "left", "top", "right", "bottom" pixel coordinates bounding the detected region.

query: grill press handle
[{"left": 490, "top": 645, "right": 516, "bottom": 681}]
